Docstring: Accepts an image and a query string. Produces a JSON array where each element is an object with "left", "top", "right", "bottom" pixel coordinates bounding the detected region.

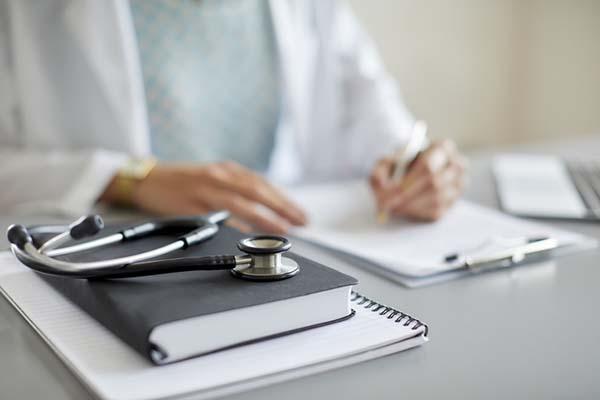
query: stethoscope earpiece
[
  {"left": 7, "top": 224, "right": 33, "bottom": 250},
  {"left": 69, "top": 215, "right": 104, "bottom": 239}
]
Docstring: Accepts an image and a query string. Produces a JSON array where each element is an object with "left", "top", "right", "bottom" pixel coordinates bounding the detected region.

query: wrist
[{"left": 100, "top": 158, "right": 157, "bottom": 207}]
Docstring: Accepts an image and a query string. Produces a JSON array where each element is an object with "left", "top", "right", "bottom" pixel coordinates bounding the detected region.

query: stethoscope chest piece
[{"left": 231, "top": 236, "right": 299, "bottom": 281}]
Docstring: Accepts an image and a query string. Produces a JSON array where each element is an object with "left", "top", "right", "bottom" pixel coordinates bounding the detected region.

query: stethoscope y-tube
[{"left": 7, "top": 211, "right": 299, "bottom": 281}]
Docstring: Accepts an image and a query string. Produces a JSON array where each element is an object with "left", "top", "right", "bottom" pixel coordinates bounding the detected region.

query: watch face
[
  {"left": 123, "top": 159, "right": 157, "bottom": 179},
  {"left": 131, "top": 163, "right": 146, "bottom": 176}
]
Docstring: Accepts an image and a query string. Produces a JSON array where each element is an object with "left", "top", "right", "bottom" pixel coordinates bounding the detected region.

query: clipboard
[
  {"left": 292, "top": 235, "right": 584, "bottom": 289},
  {"left": 288, "top": 181, "right": 598, "bottom": 288}
]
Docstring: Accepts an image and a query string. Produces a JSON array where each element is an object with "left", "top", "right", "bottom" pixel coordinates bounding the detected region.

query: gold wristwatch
[{"left": 112, "top": 158, "right": 157, "bottom": 206}]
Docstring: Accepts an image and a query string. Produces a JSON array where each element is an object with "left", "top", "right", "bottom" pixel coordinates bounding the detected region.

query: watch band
[{"left": 113, "top": 158, "right": 157, "bottom": 206}]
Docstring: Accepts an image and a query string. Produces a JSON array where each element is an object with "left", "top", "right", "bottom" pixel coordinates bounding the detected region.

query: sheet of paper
[
  {"left": 0, "top": 252, "right": 427, "bottom": 400},
  {"left": 289, "top": 180, "right": 595, "bottom": 277}
]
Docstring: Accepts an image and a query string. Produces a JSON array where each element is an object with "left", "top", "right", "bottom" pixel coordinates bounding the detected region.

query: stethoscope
[{"left": 6, "top": 211, "right": 299, "bottom": 281}]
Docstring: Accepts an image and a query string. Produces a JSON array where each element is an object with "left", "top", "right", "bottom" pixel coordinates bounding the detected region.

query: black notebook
[{"left": 36, "top": 224, "right": 358, "bottom": 364}]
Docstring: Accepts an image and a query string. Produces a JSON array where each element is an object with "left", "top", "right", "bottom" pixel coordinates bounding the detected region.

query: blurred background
[{"left": 348, "top": 0, "right": 600, "bottom": 151}]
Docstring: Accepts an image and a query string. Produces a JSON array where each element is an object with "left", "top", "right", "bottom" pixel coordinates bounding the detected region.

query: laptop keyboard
[{"left": 567, "top": 161, "right": 600, "bottom": 217}]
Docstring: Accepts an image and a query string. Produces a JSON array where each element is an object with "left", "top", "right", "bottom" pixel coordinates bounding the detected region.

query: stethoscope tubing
[
  {"left": 11, "top": 242, "right": 249, "bottom": 279},
  {"left": 11, "top": 221, "right": 220, "bottom": 270},
  {"left": 31, "top": 211, "right": 229, "bottom": 258},
  {"left": 9, "top": 212, "right": 229, "bottom": 276},
  {"left": 45, "top": 233, "right": 123, "bottom": 257}
]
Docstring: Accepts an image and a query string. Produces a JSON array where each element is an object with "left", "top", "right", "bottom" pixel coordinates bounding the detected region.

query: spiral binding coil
[{"left": 350, "top": 292, "right": 429, "bottom": 336}]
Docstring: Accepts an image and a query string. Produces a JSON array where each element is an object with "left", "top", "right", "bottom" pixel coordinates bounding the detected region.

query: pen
[{"left": 378, "top": 120, "right": 429, "bottom": 224}]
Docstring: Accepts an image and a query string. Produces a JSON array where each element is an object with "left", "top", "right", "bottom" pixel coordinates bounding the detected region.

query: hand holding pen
[{"left": 370, "top": 121, "right": 468, "bottom": 222}]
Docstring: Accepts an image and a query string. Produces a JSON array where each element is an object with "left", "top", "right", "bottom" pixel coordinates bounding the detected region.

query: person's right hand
[{"left": 103, "top": 161, "right": 307, "bottom": 234}]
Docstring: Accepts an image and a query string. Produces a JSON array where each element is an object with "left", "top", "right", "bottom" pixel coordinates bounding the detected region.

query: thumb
[{"left": 369, "top": 158, "right": 394, "bottom": 208}]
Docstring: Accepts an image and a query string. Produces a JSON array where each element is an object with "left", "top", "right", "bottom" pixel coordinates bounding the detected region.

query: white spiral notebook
[{"left": 0, "top": 253, "right": 428, "bottom": 400}]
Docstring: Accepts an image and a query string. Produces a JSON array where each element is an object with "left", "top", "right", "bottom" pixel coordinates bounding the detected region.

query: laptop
[{"left": 493, "top": 154, "right": 600, "bottom": 221}]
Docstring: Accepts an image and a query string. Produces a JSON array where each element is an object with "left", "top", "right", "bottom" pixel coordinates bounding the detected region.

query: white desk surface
[{"left": 1, "top": 134, "right": 599, "bottom": 399}]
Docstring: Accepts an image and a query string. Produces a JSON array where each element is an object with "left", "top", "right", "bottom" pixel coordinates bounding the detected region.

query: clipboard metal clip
[{"left": 445, "top": 236, "right": 560, "bottom": 274}]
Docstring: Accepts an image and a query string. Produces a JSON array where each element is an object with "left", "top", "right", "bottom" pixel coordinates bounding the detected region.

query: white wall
[{"left": 347, "top": 0, "right": 600, "bottom": 150}]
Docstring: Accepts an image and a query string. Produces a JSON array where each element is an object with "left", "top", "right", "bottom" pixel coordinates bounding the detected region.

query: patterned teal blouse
[{"left": 130, "top": 0, "right": 280, "bottom": 172}]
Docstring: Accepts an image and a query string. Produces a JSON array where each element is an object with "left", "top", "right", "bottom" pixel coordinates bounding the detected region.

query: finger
[
  {"left": 184, "top": 186, "right": 273, "bottom": 233},
  {"left": 408, "top": 141, "right": 452, "bottom": 183},
  {"left": 226, "top": 217, "right": 253, "bottom": 233},
  {"left": 397, "top": 161, "right": 459, "bottom": 210},
  {"left": 380, "top": 141, "right": 455, "bottom": 210},
  {"left": 392, "top": 192, "right": 445, "bottom": 222},
  {"left": 201, "top": 187, "right": 290, "bottom": 234},
  {"left": 369, "top": 158, "right": 394, "bottom": 191},
  {"left": 369, "top": 158, "right": 395, "bottom": 209},
  {"left": 411, "top": 140, "right": 456, "bottom": 173},
  {"left": 392, "top": 141, "right": 464, "bottom": 219},
  {"left": 394, "top": 198, "right": 447, "bottom": 222},
  {"left": 434, "top": 154, "right": 468, "bottom": 197},
  {"left": 379, "top": 167, "right": 432, "bottom": 212},
  {"left": 392, "top": 165, "right": 463, "bottom": 220},
  {"left": 394, "top": 184, "right": 461, "bottom": 221},
  {"left": 450, "top": 156, "right": 468, "bottom": 193},
  {"left": 214, "top": 162, "right": 307, "bottom": 226},
  {"left": 257, "top": 180, "right": 308, "bottom": 226},
  {"left": 148, "top": 195, "right": 211, "bottom": 217}
]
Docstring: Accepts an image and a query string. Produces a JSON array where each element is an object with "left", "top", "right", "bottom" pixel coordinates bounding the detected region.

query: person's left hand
[{"left": 370, "top": 139, "right": 467, "bottom": 222}]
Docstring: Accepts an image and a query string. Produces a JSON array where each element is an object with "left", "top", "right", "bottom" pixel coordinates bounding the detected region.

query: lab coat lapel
[
  {"left": 62, "top": 0, "right": 150, "bottom": 154},
  {"left": 268, "top": 0, "right": 318, "bottom": 182}
]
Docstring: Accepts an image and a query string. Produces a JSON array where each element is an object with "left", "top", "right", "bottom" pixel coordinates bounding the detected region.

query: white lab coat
[{"left": 0, "top": 0, "right": 414, "bottom": 216}]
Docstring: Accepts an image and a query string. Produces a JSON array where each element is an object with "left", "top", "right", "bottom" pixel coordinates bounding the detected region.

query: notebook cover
[{"left": 34, "top": 224, "right": 358, "bottom": 364}]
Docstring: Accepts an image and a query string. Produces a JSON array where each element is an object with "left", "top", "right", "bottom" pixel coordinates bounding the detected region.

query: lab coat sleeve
[
  {"left": 0, "top": 3, "right": 129, "bottom": 217},
  {"left": 0, "top": 148, "right": 128, "bottom": 216},
  {"left": 332, "top": 0, "right": 416, "bottom": 177}
]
